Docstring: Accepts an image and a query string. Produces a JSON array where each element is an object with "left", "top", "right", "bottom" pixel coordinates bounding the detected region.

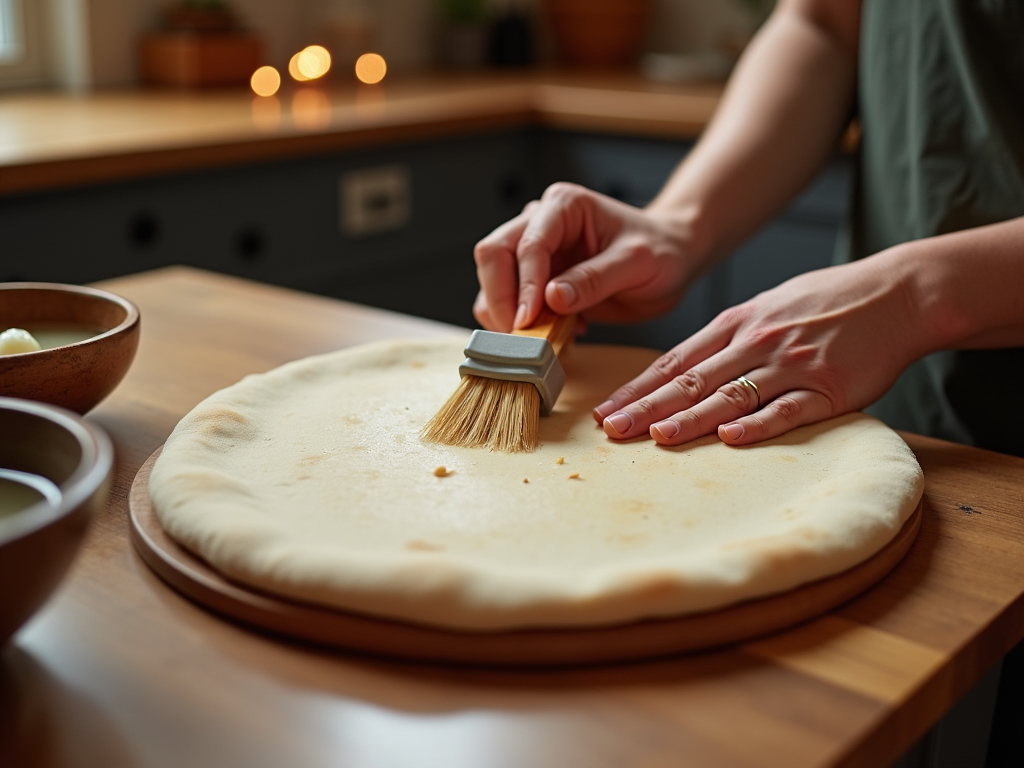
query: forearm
[
  {"left": 887, "top": 216, "right": 1024, "bottom": 353},
  {"left": 647, "top": 0, "right": 860, "bottom": 274}
]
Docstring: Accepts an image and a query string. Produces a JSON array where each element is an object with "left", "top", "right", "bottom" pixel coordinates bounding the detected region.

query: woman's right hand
[{"left": 472, "top": 182, "right": 702, "bottom": 332}]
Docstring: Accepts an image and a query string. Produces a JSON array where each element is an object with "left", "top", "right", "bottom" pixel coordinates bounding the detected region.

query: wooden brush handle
[{"left": 513, "top": 307, "right": 576, "bottom": 355}]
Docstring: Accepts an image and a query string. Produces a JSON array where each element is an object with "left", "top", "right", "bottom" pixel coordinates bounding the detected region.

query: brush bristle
[{"left": 422, "top": 375, "right": 540, "bottom": 453}]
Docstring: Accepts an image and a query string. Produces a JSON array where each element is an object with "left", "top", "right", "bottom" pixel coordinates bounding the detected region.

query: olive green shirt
[{"left": 839, "top": 0, "right": 1024, "bottom": 456}]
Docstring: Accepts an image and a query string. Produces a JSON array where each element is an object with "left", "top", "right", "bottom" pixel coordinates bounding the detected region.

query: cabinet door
[
  {"left": 0, "top": 130, "right": 539, "bottom": 328},
  {"left": 725, "top": 158, "right": 852, "bottom": 307}
]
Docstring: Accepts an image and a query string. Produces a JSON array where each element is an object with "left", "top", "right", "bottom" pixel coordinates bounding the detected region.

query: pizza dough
[{"left": 149, "top": 339, "right": 924, "bottom": 631}]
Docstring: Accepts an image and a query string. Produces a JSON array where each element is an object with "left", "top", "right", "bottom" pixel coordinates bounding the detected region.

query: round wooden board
[{"left": 129, "top": 447, "right": 922, "bottom": 667}]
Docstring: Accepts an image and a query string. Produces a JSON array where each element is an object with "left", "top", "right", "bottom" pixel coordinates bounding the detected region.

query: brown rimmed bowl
[
  {"left": 0, "top": 283, "right": 140, "bottom": 414},
  {"left": 0, "top": 397, "right": 113, "bottom": 644}
]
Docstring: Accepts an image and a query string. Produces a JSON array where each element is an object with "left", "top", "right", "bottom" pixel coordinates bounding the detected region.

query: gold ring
[{"left": 735, "top": 375, "right": 761, "bottom": 409}]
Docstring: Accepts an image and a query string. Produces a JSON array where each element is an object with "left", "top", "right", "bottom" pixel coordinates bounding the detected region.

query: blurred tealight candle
[
  {"left": 250, "top": 66, "right": 281, "bottom": 97},
  {"left": 355, "top": 53, "right": 386, "bottom": 85},
  {"left": 290, "top": 45, "right": 332, "bottom": 82},
  {"left": 289, "top": 52, "right": 310, "bottom": 82},
  {"left": 299, "top": 45, "right": 332, "bottom": 79}
]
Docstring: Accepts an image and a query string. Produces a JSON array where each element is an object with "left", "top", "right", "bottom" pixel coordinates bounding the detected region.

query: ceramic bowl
[
  {"left": 0, "top": 397, "right": 113, "bottom": 645},
  {"left": 0, "top": 283, "right": 140, "bottom": 414}
]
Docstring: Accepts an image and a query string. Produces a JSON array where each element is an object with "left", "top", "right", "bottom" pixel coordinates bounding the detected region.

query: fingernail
[
  {"left": 605, "top": 412, "right": 633, "bottom": 435},
  {"left": 593, "top": 400, "right": 616, "bottom": 420},
  {"left": 513, "top": 303, "right": 528, "bottom": 329},
  {"left": 722, "top": 423, "right": 744, "bottom": 441},
  {"left": 553, "top": 281, "right": 577, "bottom": 308},
  {"left": 652, "top": 420, "right": 679, "bottom": 440}
]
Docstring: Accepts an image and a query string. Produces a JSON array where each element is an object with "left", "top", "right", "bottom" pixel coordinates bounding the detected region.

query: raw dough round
[{"left": 149, "top": 339, "right": 924, "bottom": 631}]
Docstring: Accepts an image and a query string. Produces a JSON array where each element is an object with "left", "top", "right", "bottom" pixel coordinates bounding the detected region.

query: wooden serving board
[{"left": 129, "top": 448, "right": 922, "bottom": 667}]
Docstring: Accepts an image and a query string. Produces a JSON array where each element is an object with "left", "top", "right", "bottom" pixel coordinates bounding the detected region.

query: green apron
[{"left": 838, "top": 0, "right": 1024, "bottom": 456}]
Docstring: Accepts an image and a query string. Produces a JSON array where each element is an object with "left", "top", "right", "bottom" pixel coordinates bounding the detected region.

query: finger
[
  {"left": 473, "top": 290, "right": 497, "bottom": 330},
  {"left": 544, "top": 235, "right": 659, "bottom": 316},
  {"left": 513, "top": 211, "right": 567, "bottom": 328},
  {"left": 474, "top": 210, "right": 535, "bottom": 333},
  {"left": 514, "top": 184, "right": 602, "bottom": 329},
  {"left": 601, "top": 348, "right": 753, "bottom": 440},
  {"left": 593, "top": 325, "right": 735, "bottom": 425},
  {"left": 717, "top": 390, "right": 836, "bottom": 446},
  {"left": 649, "top": 370, "right": 772, "bottom": 445}
]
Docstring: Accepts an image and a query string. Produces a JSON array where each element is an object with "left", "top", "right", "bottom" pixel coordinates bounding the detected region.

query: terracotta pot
[
  {"left": 140, "top": 32, "right": 263, "bottom": 89},
  {"left": 544, "top": 0, "right": 652, "bottom": 67}
]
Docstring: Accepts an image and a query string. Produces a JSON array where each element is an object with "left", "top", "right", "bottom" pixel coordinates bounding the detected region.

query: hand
[
  {"left": 593, "top": 251, "right": 927, "bottom": 446},
  {"left": 473, "top": 183, "right": 698, "bottom": 332}
]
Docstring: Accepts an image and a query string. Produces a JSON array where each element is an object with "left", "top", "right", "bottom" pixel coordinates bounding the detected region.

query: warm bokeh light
[
  {"left": 288, "top": 52, "right": 310, "bottom": 82},
  {"left": 292, "top": 88, "right": 331, "bottom": 130},
  {"left": 355, "top": 53, "right": 386, "bottom": 84},
  {"left": 290, "top": 45, "right": 331, "bottom": 82},
  {"left": 251, "top": 95, "right": 282, "bottom": 129},
  {"left": 298, "top": 45, "right": 332, "bottom": 79},
  {"left": 250, "top": 66, "right": 281, "bottom": 97}
]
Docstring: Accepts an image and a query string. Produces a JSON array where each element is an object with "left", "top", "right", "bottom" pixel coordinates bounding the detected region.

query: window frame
[
  {"left": 0, "top": 0, "right": 51, "bottom": 88},
  {"left": 0, "top": 0, "right": 22, "bottom": 62}
]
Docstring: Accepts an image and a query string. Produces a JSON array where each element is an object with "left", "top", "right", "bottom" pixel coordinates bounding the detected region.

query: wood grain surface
[{"left": 4, "top": 266, "right": 1024, "bottom": 768}]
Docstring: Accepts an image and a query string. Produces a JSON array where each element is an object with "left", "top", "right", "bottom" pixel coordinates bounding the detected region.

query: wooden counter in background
[
  {"left": 3, "top": 266, "right": 1024, "bottom": 768},
  {"left": 0, "top": 72, "right": 724, "bottom": 196},
  {"left": 0, "top": 70, "right": 855, "bottom": 341}
]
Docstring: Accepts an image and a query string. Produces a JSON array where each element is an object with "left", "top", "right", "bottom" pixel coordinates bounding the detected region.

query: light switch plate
[{"left": 339, "top": 164, "right": 410, "bottom": 237}]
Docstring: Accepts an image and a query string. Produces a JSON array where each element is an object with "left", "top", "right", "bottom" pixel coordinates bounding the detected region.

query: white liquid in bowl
[
  {"left": 0, "top": 469, "right": 63, "bottom": 518},
  {"left": 25, "top": 325, "right": 104, "bottom": 350},
  {"left": 0, "top": 324, "right": 104, "bottom": 355}
]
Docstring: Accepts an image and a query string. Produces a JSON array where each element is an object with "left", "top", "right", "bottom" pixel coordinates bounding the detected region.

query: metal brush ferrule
[{"left": 459, "top": 330, "right": 566, "bottom": 416}]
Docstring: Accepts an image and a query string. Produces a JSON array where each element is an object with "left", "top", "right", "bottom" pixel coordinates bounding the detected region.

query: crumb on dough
[
  {"left": 433, "top": 466, "right": 451, "bottom": 477},
  {"left": 406, "top": 540, "right": 444, "bottom": 552},
  {"left": 523, "top": 478, "right": 529, "bottom": 484},
  {"left": 568, "top": 472, "right": 580, "bottom": 480},
  {"left": 556, "top": 456, "right": 565, "bottom": 465}
]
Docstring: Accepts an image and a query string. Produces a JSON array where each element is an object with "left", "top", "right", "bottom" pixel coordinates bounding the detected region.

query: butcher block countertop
[
  {"left": 4, "top": 266, "right": 1024, "bottom": 768},
  {"left": 0, "top": 71, "right": 724, "bottom": 196}
]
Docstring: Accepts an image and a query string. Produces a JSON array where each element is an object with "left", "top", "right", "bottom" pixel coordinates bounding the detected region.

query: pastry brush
[{"left": 422, "top": 307, "right": 576, "bottom": 452}]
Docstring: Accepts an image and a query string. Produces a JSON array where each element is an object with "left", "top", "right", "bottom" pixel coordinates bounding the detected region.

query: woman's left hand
[{"left": 593, "top": 250, "right": 929, "bottom": 446}]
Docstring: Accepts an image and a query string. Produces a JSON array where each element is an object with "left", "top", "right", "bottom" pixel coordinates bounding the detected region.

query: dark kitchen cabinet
[{"left": 0, "top": 127, "right": 851, "bottom": 343}]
